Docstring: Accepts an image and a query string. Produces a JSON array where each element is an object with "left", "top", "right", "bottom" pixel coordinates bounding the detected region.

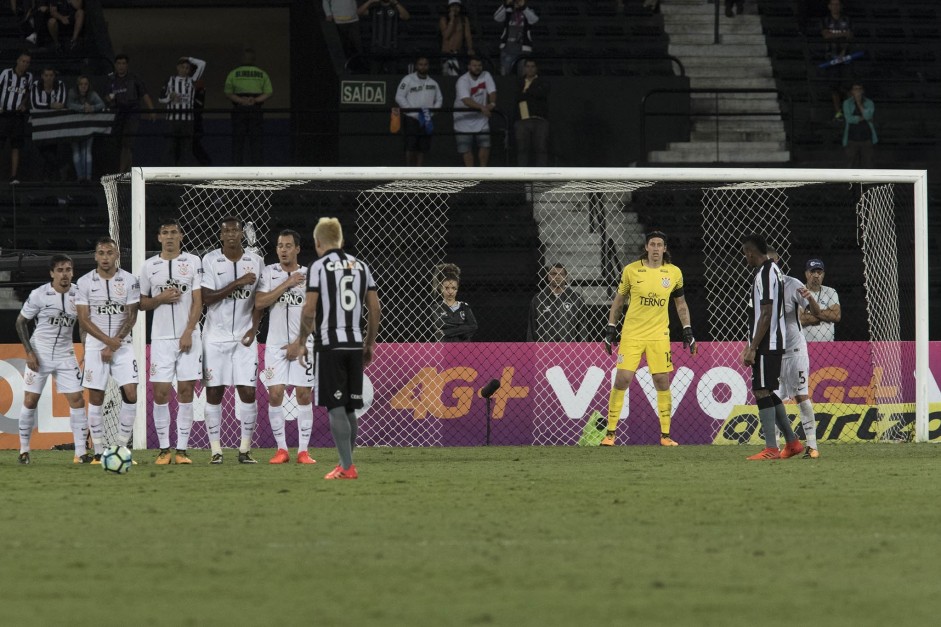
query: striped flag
[{"left": 29, "top": 109, "right": 115, "bottom": 142}]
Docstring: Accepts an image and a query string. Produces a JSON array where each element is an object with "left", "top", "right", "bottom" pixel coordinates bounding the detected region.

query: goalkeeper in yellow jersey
[{"left": 601, "top": 231, "right": 697, "bottom": 446}]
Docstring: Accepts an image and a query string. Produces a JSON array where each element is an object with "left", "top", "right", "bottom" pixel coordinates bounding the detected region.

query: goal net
[{"left": 101, "top": 168, "right": 930, "bottom": 450}]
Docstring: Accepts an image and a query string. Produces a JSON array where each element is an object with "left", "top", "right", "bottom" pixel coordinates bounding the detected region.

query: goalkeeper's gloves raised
[
  {"left": 604, "top": 324, "right": 617, "bottom": 355},
  {"left": 682, "top": 325, "right": 698, "bottom": 355}
]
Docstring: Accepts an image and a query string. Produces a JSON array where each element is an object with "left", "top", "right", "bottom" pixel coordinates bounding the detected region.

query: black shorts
[
  {"left": 403, "top": 115, "right": 431, "bottom": 153},
  {"left": 751, "top": 352, "right": 782, "bottom": 392},
  {"left": 316, "top": 349, "right": 365, "bottom": 410},
  {"left": 0, "top": 111, "right": 27, "bottom": 149}
]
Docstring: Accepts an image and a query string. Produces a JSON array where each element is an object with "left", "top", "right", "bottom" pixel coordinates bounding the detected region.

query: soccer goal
[{"left": 101, "top": 167, "right": 930, "bottom": 449}]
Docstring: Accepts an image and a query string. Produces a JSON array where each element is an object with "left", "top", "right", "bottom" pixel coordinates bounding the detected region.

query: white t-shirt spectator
[
  {"left": 803, "top": 285, "right": 840, "bottom": 342},
  {"left": 453, "top": 70, "right": 497, "bottom": 133}
]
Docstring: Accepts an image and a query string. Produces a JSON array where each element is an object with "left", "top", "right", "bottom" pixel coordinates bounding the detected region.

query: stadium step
[
  {"left": 688, "top": 77, "right": 778, "bottom": 90},
  {"left": 690, "top": 130, "right": 787, "bottom": 142},
  {"left": 648, "top": 142, "right": 790, "bottom": 163},
  {"left": 670, "top": 33, "right": 768, "bottom": 45},
  {"left": 669, "top": 43, "right": 769, "bottom": 57},
  {"left": 690, "top": 96, "right": 784, "bottom": 114}
]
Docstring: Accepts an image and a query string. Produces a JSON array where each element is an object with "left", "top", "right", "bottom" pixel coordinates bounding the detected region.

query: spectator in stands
[
  {"left": 801, "top": 258, "right": 841, "bottom": 342},
  {"left": 821, "top": 0, "right": 853, "bottom": 120},
  {"left": 13, "top": 0, "right": 40, "bottom": 44},
  {"left": 66, "top": 74, "right": 104, "bottom": 182},
  {"left": 453, "top": 56, "right": 497, "bottom": 167},
  {"left": 395, "top": 56, "right": 443, "bottom": 167},
  {"left": 47, "top": 0, "right": 83, "bottom": 52},
  {"left": 358, "top": 0, "right": 410, "bottom": 75},
  {"left": 158, "top": 55, "right": 207, "bottom": 167},
  {"left": 494, "top": 0, "right": 539, "bottom": 76},
  {"left": 223, "top": 48, "right": 273, "bottom": 166},
  {"left": 527, "top": 264, "right": 588, "bottom": 342},
  {"left": 515, "top": 58, "right": 548, "bottom": 166},
  {"left": 842, "top": 82, "right": 876, "bottom": 168},
  {"left": 725, "top": 0, "right": 744, "bottom": 18},
  {"left": 0, "top": 51, "right": 33, "bottom": 183},
  {"left": 436, "top": 263, "right": 477, "bottom": 342},
  {"left": 324, "top": 0, "right": 364, "bottom": 73},
  {"left": 30, "top": 65, "right": 66, "bottom": 181},
  {"left": 106, "top": 53, "right": 156, "bottom": 172},
  {"left": 440, "top": 0, "right": 474, "bottom": 76}
]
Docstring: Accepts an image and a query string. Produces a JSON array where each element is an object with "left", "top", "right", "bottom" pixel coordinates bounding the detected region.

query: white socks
[
  {"left": 70, "top": 407, "right": 88, "bottom": 457},
  {"left": 269, "top": 405, "right": 287, "bottom": 450},
  {"left": 205, "top": 403, "right": 223, "bottom": 455},
  {"left": 237, "top": 399, "right": 257, "bottom": 453},
  {"left": 297, "top": 403, "right": 313, "bottom": 453},
  {"left": 799, "top": 399, "right": 817, "bottom": 449},
  {"left": 116, "top": 401, "right": 136, "bottom": 447},
  {"left": 177, "top": 402, "right": 194, "bottom": 451},
  {"left": 153, "top": 402, "right": 171, "bottom": 449},
  {"left": 18, "top": 406, "right": 36, "bottom": 453},
  {"left": 87, "top": 403, "right": 105, "bottom": 454}
]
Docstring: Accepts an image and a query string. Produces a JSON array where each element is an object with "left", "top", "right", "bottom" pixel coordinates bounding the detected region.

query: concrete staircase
[
  {"left": 649, "top": 0, "right": 790, "bottom": 163},
  {"left": 532, "top": 190, "right": 645, "bottom": 306}
]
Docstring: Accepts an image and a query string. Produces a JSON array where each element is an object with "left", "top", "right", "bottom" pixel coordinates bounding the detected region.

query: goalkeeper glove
[
  {"left": 682, "top": 326, "right": 698, "bottom": 355},
  {"left": 604, "top": 324, "right": 617, "bottom": 355}
]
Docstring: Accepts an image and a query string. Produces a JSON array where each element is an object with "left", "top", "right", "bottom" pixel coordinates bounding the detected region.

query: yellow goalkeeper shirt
[{"left": 617, "top": 260, "right": 684, "bottom": 340}]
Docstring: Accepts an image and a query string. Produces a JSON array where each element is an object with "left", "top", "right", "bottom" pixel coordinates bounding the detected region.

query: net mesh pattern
[{"left": 99, "top": 174, "right": 920, "bottom": 448}]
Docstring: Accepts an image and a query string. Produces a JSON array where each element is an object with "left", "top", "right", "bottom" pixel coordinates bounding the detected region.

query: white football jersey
[
  {"left": 781, "top": 275, "right": 809, "bottom": 354},
  {"left": 19, "top": 283, "right": 79, "bottom": 360},
  {"left": 75, "top": 268, "right": 141, "bottom": 350},
  {"left": 201, "top": 248, "right": 263, "bottom": 341},
  {"left": 259, "top": 263, "right": 307, "bottom": 346},
  {"left": 139, "top": 252, "right": 203, "bottom": 340}
]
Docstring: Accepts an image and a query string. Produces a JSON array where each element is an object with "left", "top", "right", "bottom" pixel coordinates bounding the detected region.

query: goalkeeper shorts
[{"left": 616, "top": 338, "right": 673, "bottom": 374}]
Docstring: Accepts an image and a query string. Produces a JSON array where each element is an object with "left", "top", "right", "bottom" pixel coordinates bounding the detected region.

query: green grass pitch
[{"left": 2, "top": 445, "right": 939, "bottom": 626}]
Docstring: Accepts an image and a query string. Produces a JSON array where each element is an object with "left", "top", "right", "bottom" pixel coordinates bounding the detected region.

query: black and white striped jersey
[
  {"left": 306, "top": 249, "right": 376, "bottom": 350},
  {"left": 749, "top": 259, "right": 786, "bottom": 354},
  {"left": 29, "top": 79, "right": 67, "bottom": 111},
  {"left": 0, "top": 68, "right": 34, "bottom": 112},
  {"left": 158, "top": 57, "right": 206, "bottom": 122}
]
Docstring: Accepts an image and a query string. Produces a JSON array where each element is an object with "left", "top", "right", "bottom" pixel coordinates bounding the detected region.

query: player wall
[{"left": 5, "top": 340, "right": 936, "bottom": 448}]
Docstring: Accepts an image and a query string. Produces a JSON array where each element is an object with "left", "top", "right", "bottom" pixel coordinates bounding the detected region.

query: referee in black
[
  {"left": 288, "top": 217, "right": 381, "bottom": 480},
  {"left": 0, "top": 51, "right": 33, "bottom": 183}
]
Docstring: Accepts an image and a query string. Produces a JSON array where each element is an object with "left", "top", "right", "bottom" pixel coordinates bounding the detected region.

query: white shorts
[
  {"left": 149, "top": 336, "right": 203, "bottom": 383},
  {"left": 777, "top": 349, "right": 810, "bottom": 400},
  {"left": 203, "top": 339, "right": 258, "bottom": 387},
  {"left": 24, "top": 354, "right": 83, "bottom": 395},
  {"left": 82, "top": 342, "right": 139, "bottom": 391},
  {"left": 261, "top": 342, "right": 315, "bottom": 390}
]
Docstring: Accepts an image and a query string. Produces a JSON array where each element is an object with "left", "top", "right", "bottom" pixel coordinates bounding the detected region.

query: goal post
[{"left": 104, "top": 166, "right": 931, "bottom": 448}]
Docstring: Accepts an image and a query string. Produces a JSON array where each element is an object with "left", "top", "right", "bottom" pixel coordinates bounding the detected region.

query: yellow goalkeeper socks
[
  {"left": 657, "top": 389, "right": 672, "bottom": 437},
  {"left": 607, "top": 386, "right": 626, "bottom": 432}
]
